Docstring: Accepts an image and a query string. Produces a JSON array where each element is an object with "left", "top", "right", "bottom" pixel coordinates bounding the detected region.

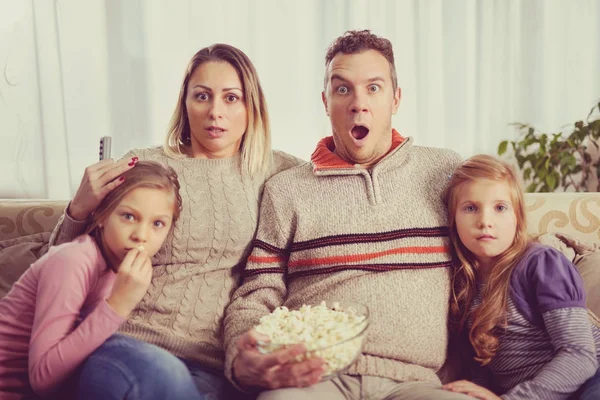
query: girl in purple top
[
  {"left": 0, "top": 161, "right": 201, "bottom": 399},
  {"left": 440, "top": 155, "right": 600, "bottom": 400}
]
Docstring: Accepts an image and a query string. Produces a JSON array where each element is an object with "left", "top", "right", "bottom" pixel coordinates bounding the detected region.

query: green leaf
[
  {"left": 539, "top": 134, "right": 547, "bottom": 151},
  {"left": 537, "top": 167, "right": 548, "bottom": 180},
  {"left": 524, "top": 167, "right": 532, "bottom": 180},
  {"left": 526, "top": 182, "right": 539, "bottom": 193},
  {"left": 498, "top": 141, "right": 508, "bottom": 155},
  {"left": 545, "top": 173, "right": 557, "bottom": 190}
]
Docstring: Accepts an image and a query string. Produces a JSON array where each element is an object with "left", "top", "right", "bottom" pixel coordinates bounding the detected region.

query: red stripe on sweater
[
  {"left": 288, "top": 246, "right": 449, "bottom": 268},
  {"left": 247, "top": 255, "right": 286, "bottom": 263}
]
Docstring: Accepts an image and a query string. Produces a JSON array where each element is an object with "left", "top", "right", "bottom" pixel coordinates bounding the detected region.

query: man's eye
[
  {"left": 368, "top": 84, "right": 380, "bottom": 93},
  {"left": 336, "top": 86, "right": 349, "bottom": 94}
]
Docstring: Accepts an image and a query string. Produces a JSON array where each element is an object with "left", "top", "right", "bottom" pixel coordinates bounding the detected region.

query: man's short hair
[{"left": 324, "top": 29, "right": 398, "bottom": 91}]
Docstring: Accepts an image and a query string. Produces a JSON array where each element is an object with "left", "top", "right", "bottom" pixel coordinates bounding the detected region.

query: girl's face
[
  {"left": 454, "top": 179, "right": 518, "bottom": 271},
  {"left": 99, "top": 187, "right": 175, "bottom": 268},
  {"left": 185, "top": 61, "right": 248, "bottom": 159}
]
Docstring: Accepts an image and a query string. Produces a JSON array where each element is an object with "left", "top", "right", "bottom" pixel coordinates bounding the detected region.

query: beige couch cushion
[
  {"left": 0, "top": 232, "right": 50, "bottom": 298},
  {"left": 0, "top": 201, "right": 66, "bottom": 242},
  {"left": 525, "top": 193, "right": 600, "bottom": 243}
]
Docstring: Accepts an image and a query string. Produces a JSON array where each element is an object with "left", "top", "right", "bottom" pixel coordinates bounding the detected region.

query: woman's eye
[
  {"left": 464, "top": 205, "right": 476, "bottom": 212},
  {"left": 123, "top": 213, "right": 134, "bottom": 221},
  {"left": 368, "top": 84, "right": 380, "bottom": 93},
  {"left": 226, "top": 94, "right": 239, "bottom": 103},
  {"left": 496, "top": 204, "right": 508, "bottom": 212},
  {"left": 336, "top": 86, "right": 349, "bottom": 94},
  {"left": 196, "top": 93, "right": 209, "bottom": 101},
  {"left": 154, "top": 221, "right": 165, "bottom": 228}
]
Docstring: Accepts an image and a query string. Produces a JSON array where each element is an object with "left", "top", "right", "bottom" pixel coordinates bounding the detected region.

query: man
[{"left": 223, "top": 30, "right": 470, "bottom": 400}]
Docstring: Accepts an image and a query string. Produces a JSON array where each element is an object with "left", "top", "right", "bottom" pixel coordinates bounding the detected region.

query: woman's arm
[
  {"left": 49, "top": 151, "right": 138, "bottom": 246},
  {"left": 28, "top": 245, "right": 125, "bottom": 396}
]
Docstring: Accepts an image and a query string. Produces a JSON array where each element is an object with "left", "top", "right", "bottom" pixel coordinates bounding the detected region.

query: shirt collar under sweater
[{"left": 310, "top": 129, "right": 409, "bottom": 175}]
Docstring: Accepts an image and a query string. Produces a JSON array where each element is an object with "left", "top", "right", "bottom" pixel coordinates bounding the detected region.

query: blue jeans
[
  {"left": 579, "top": 368, "right": 600, "bottom": 400},
  {"left": 73, "top": 334, "right": 218, "bottom": 400}
]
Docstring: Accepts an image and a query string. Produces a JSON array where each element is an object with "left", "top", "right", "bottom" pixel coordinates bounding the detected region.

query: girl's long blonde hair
[{"left": 442, "top": 154, "right": 530, "bottom": 365}]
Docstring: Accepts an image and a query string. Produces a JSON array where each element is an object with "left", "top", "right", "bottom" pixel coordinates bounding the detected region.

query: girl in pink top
[{"left": 0, "top": 161, "right": 182, "bottom": 400}]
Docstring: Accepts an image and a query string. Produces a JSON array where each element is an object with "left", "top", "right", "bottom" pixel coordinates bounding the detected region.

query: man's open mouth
[{"left": 351, "top": 125, "right": 370, "bottom": 140}]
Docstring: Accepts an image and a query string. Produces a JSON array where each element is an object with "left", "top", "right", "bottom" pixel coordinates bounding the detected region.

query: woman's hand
[
  {"left": 443, "top": 380, "right": 502, "bottom": 400},
  {"left": 106, "top": 248, "right": 152, "bottom": 318},
  {"left": 68, "top": 157, "right": 138, "bottom": 220},
  {"left": 232, "top": 329, "right": 325, "bottom": 390}
]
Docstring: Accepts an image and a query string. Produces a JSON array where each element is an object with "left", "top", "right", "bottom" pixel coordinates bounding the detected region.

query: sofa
[{"left": 1, "top": 193, "right": 600, "bottom": 388}]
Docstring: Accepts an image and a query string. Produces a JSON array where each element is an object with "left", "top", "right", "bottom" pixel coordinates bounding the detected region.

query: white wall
[{"left": 1, "top": 0, "right": 599, "bottom": 199}]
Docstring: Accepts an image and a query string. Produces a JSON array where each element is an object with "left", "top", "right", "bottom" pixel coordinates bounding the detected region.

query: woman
[{"left": 49, "top": 44, "right": 304, "bottom": 400}]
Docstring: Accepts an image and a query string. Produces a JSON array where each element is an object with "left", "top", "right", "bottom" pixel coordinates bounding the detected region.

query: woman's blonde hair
[
  {"left": 85, "top": 161, "right": 183, "bottom": 238},
  {"left": 163, "top": 43, "right": 272, "bottom": 179},
  {"left": 442, "top": 154, "right": 530, "bottom": 365}
]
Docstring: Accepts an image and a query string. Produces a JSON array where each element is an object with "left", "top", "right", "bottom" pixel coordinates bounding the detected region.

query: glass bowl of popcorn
[{"left": 255, "top": 301, "right": 369, "bottom": 379}]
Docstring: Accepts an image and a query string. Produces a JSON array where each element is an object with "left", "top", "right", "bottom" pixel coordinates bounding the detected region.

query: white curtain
[{"left": 1, "top": 0, "right": 599, "bottom": 199}]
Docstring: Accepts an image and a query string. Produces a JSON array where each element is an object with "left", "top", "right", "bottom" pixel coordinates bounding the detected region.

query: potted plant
[{"left": 498, "top": 102, "right": 600, "bottom": 192}]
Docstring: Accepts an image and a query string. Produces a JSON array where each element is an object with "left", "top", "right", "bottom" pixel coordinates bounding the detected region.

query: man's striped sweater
[{"left": 224, "top": 131, "right": 462, "bottom": 384}]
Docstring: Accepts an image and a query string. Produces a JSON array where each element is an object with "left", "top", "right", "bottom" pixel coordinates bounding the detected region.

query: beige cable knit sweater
[
  {"left": 224, "top": 131, "right": 462, "bottom": 385},
  {"left": 49, "top": 146, "right": 304, "bottom": 370}
]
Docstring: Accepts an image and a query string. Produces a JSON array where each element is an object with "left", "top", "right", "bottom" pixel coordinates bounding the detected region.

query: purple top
[
  {"left": 509, "top": 243, "right": 586, "bottom": 326},
  {"left": 469, "top": 243, "right": 599, "bottom": 400}
]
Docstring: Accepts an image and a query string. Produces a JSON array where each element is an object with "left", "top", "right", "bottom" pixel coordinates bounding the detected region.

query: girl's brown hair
[
  {"left": 163, "top": 43, "right": 272, "bottom": 179},
  {"left": 442, "top": 154, "right": 530, "bottom": 365},
  {"left": 85, "top": 161, "right": 182, "bottom": 237}
]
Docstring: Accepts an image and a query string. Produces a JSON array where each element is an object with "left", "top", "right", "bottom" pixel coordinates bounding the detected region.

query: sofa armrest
[{"left": 0, "top": 200, "right": 68, "bottom": 242}]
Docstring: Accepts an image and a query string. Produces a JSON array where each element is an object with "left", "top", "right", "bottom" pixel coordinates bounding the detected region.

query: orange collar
[{"left": 311, "top": 129, "right": 406, "bottom": 170}]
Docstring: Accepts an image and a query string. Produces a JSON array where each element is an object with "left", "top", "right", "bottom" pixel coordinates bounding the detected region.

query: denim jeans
[
  {"left": 579, "top": 368, "right": 600, "bottom": 400},
  {"left": 74, "top": 334, "right": 208, "bottom": 400}
]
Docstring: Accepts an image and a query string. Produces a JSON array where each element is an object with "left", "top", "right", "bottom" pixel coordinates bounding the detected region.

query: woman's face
[{"left": 185, "top": 61, "right": 248, "bottom": 159}]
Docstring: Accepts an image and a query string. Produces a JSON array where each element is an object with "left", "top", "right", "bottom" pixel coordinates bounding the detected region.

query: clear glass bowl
[{"left": 256, "top": 301, "right": 370, "bottom": 380}]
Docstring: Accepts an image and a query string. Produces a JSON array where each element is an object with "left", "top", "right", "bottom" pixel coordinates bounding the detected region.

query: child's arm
[
  {"left": 28, "top": 246, "right": 125, "bottom": 396},
  {"left": 502, "top": 307, "right": 597, "bottom": 399},
  {"left": 502, "top": 248, "right": 598, "bottom": 400}
]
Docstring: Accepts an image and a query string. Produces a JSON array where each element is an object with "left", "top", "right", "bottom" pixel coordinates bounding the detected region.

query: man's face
[{"left": 322, "top": 49, "right": 401, "bottom": 168}]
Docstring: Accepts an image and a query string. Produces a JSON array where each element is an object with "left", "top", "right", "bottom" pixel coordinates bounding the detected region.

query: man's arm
[{"left": 223, "top": 184, "right": 324, "bottom": 391}]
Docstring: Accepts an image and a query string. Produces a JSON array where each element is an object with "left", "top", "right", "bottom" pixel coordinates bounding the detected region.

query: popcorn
[
  {"left": 255, "top": 301, "right": 368, "bottom": 377},
  {"left": 137, "top": 245, "right": 145, "bottom": 251}
]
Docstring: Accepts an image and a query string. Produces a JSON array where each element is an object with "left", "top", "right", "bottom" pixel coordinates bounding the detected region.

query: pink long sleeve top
[{"left": 0, "top": 235, "right": 125, "bottom": 399}]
